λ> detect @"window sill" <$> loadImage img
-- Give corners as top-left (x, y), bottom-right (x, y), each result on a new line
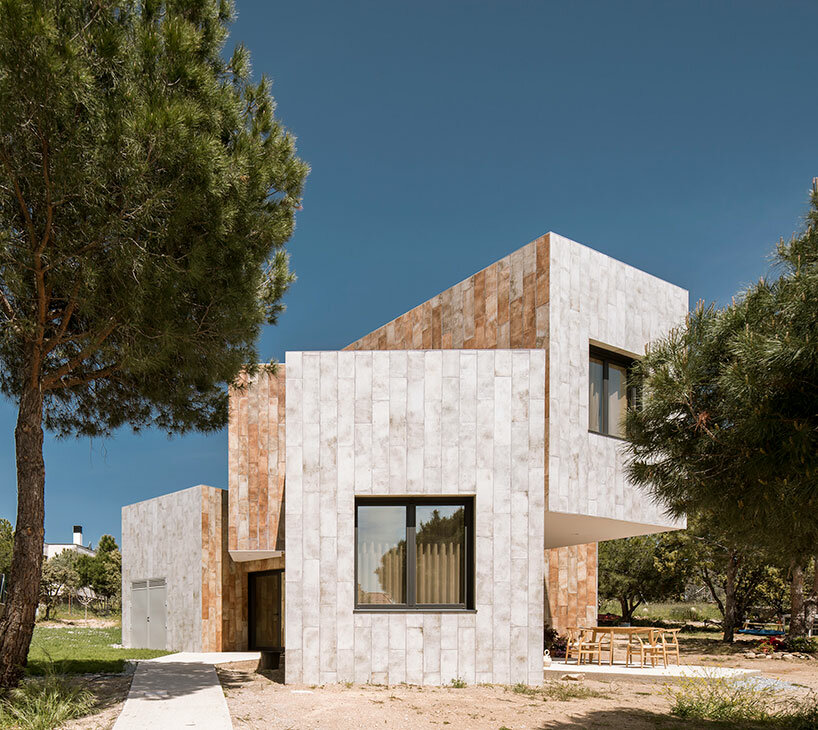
top-left (354, 607), bottom-right (477, 614)
top-left (588, 429), bottom-right (626, 442)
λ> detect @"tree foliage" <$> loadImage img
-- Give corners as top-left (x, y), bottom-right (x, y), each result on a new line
top-left (598, 534), bottom-right (688, 623)
top-left (76, 535), bottom-right (121, 607)
top-left (0, 0), bottom-right (307, 435)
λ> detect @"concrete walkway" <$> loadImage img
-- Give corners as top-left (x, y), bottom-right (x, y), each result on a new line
top-left (113, 653), bottom-right (260, 730)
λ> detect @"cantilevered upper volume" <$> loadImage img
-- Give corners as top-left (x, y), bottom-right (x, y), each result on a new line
top-left (346, 231), bottom-right (689, 545)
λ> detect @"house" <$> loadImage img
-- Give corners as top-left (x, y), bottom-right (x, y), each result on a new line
top-left (43, 525), bottom-right (96, 560)
top-left (122, 232), bottom-right (688, 684)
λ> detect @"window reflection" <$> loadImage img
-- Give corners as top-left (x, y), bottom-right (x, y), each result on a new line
top-left (416, 505), bottom-right (465, 605)
top-left (356, 506), bottom-right (406, 605)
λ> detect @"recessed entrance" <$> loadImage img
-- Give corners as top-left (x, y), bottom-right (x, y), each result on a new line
top-left (248, 569), bottom-right (283, 651)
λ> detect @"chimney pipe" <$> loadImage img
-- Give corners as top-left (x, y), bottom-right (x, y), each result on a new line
top-left (73, 525), bottom-right (83, 546)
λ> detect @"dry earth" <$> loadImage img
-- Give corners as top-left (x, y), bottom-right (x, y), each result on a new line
top-left (215, 639), bottom-right (818, 730)
top-left (61, 674), bottom-right (132, 730)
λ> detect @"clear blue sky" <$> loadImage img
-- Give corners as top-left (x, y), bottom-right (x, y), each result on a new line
top-left (1, 0), bottom-right (816, 547)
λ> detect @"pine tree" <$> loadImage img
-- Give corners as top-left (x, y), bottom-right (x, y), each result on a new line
top-left (0, 0), bottom-right (307, 685)
top-left (625, 181), bottom-right (818, 638)
top-left (721, 180), bottom-right (818, 635)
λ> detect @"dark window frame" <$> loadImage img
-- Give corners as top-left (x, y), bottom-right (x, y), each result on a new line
top-left (589, 345), bottom-right (638, 439)
top-left (354, 496), bottom-right (475, 612)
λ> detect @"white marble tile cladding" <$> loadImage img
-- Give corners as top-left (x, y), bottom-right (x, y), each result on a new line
top-left (547, 234), bottom-right (688, 526)
top-left (121, 485), bottom-right (205, 651)
top-left (285, 349), bottom-right (546, 686)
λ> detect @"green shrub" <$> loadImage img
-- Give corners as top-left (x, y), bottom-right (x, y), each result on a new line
top-left (783, 636), bottom-right (818, 654)
top-left (0, 670), bottom-right (95, 730)
top-left (540, 682), bottom-right (608, 702)
top-left (449, 677), bottom-right (467, 688)
top-left (509, 681), bottom-right (607, 701)
top-left (665, 675), bottom-right (777, 722)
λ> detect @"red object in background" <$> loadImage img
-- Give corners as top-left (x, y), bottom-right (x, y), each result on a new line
top-left (757, 636), bottom-right (785, 653)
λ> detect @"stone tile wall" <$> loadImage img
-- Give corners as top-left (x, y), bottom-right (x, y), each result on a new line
top-left (544, 543), bottom-right (597, 633)
top-left (122, 485), bottom-right (208, 651)
top-left (228, 367), bottom-right (286, 555)
top-left (546, 234), bottom-right (688, 525)
top-left (344, 234), bottom-right (597, 631)
top-left (285, 349), bottom-right (546, 686)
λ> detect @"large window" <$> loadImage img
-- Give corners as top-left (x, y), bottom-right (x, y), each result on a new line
top-left (589, 346), bottom-right (636, 438)
top-left (355, 497), bottom-right (474, 610)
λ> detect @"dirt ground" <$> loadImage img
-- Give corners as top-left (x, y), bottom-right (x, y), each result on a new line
top-left (215, 638), bottom-right (818, 730)
top-left (38, 617), bottom-right (120, 629)
top-left (61, 674), bottom-right (132, 730)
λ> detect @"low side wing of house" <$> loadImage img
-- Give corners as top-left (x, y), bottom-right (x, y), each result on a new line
top-left (121, 231), bottom-right (688, 685)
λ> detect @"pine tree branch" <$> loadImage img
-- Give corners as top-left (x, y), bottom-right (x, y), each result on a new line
top-left (0, 289), bottom-right (13, 321)
top-left (41, 319), bottom-right (118, 388)
top-left (43, 282), bottom-right (82, 355)
top-left (0, 146), bottom-right (37, 247)
top-left (47, 362), bottom-right (120, 390)
top-left (37, 132), bottom-right (53, 255)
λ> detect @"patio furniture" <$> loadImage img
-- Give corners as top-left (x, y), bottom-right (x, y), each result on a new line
top-left (565, 627), bottom-right (606, 665)
top-left (625, 629), bottom-right (664, 668)
top-left (659, 628), bottom-right (681, 666)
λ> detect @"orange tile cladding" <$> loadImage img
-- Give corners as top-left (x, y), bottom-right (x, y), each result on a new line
top-left (228, 367), bottom-right (286, 555)
top-left (201, 487), bottom-right (284, 651)
top-left (346, 232), bottom-right (597, 633)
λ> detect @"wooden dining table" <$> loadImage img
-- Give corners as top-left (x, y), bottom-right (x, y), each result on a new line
top-left (567, 626), bottom-right (662, 666)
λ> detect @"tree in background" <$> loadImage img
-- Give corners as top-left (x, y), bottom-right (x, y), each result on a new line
top-left (598, 534), bottom-right (688, 624)
top-left (0, 520), bottom-right (13, 590)
top-left (0, 0), bottom-right (307, 685)
top-left (76, 535), bottom-right (121, 610)
top-left (39, 551), bottom-right (80, 621)
top-left (625, 182), bottom-right (818, 638)
top-left (676, 513), bottom-right (773, 642)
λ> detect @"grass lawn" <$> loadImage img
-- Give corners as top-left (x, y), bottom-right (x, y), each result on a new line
top-left (27, 625), bottom-right (172, 675)
top-left (599, 600), bottom-right (723, 623)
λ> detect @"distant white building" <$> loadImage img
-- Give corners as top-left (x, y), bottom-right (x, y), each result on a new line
top-left (43, 525), bottom-right (96, 560)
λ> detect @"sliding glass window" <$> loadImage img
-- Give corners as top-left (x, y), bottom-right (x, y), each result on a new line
top-left (355, 497), bottom-right (474, 610)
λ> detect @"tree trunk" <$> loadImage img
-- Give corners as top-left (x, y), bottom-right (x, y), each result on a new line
top-left (619, 598), bottom-right (632, 624)
top-left (789, 558), bottom-right (807, 638)
top-left (0, 387), bottom-right (45, 687)
top-left (722, 550), bottom-right (739, 643)
top-left (805, 557), bottom-right (818, 636)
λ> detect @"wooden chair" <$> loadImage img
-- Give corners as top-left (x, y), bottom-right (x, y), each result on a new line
top-left (576, 628), bottom-right (604, 666)
top-left (564, 628), bottom-right (581, 664)
top-left (660, 629), bottom-right (681, 666)
top-left (626, 630), bottom-right (664, 668)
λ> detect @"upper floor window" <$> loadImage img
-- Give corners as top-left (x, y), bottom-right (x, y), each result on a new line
top-left (589, 346), bottom-right (636, 439)
top-left (355, 497), bottom-right (474, 610)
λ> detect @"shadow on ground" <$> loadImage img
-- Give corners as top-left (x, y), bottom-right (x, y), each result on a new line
top-left (126, 662), bottom-right (224, 702)
top-left (217, 657), bottom-right (284, 693)
top-left (536, 707), bottom-right (692, 728)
